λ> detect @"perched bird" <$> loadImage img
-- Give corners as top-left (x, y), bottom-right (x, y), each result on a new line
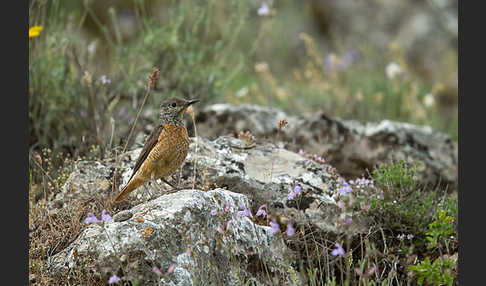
top-left (114, 97), bottom-right (199, 203)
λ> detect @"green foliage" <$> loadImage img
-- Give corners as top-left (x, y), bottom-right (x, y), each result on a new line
top-left (372, 159), bottom-right (420, 191)
top-left (356, 160), bottom-right (439, 234)
top-left (29, 0), bottom-right (256, 182)
top-left (408, 256), bottom-right (455, 286)
top-left (425, 207), bottom-right (454, 251)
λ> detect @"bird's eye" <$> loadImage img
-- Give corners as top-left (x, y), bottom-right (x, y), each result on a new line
top-left (171, 102), bottom-right (177, 108)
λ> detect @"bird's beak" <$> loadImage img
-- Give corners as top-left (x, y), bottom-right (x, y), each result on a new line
top-left (186, 99), bottom-right (200, 106)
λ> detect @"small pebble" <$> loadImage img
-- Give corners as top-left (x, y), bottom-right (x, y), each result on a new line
top-left (113, 210), bottom-right (133, 222)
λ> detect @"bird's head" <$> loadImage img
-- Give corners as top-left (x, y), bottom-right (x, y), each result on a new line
top-left (159, 97), bottom-right (199, 124)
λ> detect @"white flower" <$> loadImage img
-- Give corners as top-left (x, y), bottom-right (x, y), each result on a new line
top-left (101, 75), bottom-right (111, 85)
top-left (236, 87), bottom-right (249, 98)
top-left (423, 93), bottom-right (435, 107)
top-left (87, 42), bottom-right (96, 54)
top-left (257, 2), bottom-right (270, 16)
top-left (385, 62), bottom-right (403, 80)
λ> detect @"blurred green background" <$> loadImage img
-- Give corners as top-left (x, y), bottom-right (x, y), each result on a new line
top-left (29, 0), bottom-right (457, 178)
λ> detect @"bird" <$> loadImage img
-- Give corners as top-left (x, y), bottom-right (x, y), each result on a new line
top-left (113, 97), bottom-right (199, 203)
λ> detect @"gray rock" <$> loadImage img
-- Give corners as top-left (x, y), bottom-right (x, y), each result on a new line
top-left (48, 189), bottom-right (298, 285)
top-left (48, 135), bottom-right (363, 284)
top-left (196, 104), bottom-right (458, 192)
top-left (113, 210), bottom-right (133, 222)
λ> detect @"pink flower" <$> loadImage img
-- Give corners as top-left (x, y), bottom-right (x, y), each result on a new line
top-left (153, 266), bottom-right (163, 276)
top-left (337, 201), bottom-right (345, 209)
top-left (226, 219), bottom-right (233, 231)
top-left (166, 264), bottom-right (176, 275)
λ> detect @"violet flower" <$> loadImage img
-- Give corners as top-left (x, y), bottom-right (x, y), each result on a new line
top-left (331, 243), bottom-right (345, 256)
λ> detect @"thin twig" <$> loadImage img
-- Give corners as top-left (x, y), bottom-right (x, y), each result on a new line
top-left (189, 108), bottom-right (199, 190)
top-left (29, 152), bottom-right (59, 194)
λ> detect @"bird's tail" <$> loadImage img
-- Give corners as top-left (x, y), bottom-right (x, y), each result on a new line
top-left (114, 177), bottom-right (144, 203)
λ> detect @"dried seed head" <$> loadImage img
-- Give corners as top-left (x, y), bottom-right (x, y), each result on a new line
top-left (148, 68), bottom-right (160, 89)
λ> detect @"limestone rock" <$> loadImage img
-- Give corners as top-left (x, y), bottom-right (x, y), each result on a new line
top-left (196, 104), bottom-right (458, 191)
top-left (48, 189), bottom-right (297, 285)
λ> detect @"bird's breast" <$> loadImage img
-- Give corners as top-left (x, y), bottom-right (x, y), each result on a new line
top-left (147, 124), bottom-right (190, 177)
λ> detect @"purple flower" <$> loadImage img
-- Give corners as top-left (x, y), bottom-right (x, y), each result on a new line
top-left (166, 264), bottom-right (176, 275)
top-left (331, 243), bottom-right (345, 256)
top-left (153, 266), bottom-right (163, 276)
top-left (339, 49), bottom-right (359, 71)
top-left (339, 182), bottom-right (353, 195)
top-left (84, 212), bottom-right (100, 224)
top-left (337, 201), bottom-right (345, 209)
top-left (256, 204), bottom-right (267, 218)
top-left (325, 53), bottom-right (338, 73)
top-left (108, 274), bottom-right (121, 284)
top-left (101, 209), bottom-right (112, 222)
top-left (237, 205), bottom-right (252, 218)
top-left (407, 234), bottom-right (414, 240)
top-left (210, 205), bottom-right (218, 216)
top-left (288, 184), bottom-right (302, 200)
top-left (226, 219), bottom-right (233, 231)
top-left (360, 202), bottom-right (370, 212)
top-left (286, 223), bottom-right (295, 237)
top-left (224, 203), bottom-right (231, 213)
top-left (269, 221), bottom-right (280, 235)
top-left (345, 217), bottom-right (353, 225)
top-left (397, 234), bottom-right (405, 240)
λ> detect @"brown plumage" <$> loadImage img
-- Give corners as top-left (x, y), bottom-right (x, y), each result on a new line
top-left (114, 97), bottom-right (199, 203)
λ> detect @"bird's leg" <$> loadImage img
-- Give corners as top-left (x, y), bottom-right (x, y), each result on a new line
top-left (147, 172), bottom-right (162, 200)
top-left (144, 183), bottom-right (156, 201)
top-left (161, 178), bottom-right (179, 190)
top-left (153, 178), bottom-right (165, 198)
top-left (177, 166), bottom-right (183, 188)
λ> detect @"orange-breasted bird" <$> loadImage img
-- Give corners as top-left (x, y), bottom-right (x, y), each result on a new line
top-left (114, 97), bottom-right (199, 203)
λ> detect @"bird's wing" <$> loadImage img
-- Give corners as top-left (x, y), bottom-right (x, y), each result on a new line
top-left (127, 124), bottom-right (165, 182)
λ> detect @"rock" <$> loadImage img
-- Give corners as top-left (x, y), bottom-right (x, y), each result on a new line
top-left (113, 210), bottom-right (133, 222)
top-left (48, 135), bottom-right (365, 284)
top-left (48, 189), bottom-right (298, 285)
top-left (196, 104), bottom-right (458, 192)
top-left (182, 136), bottom-right (359, 234)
